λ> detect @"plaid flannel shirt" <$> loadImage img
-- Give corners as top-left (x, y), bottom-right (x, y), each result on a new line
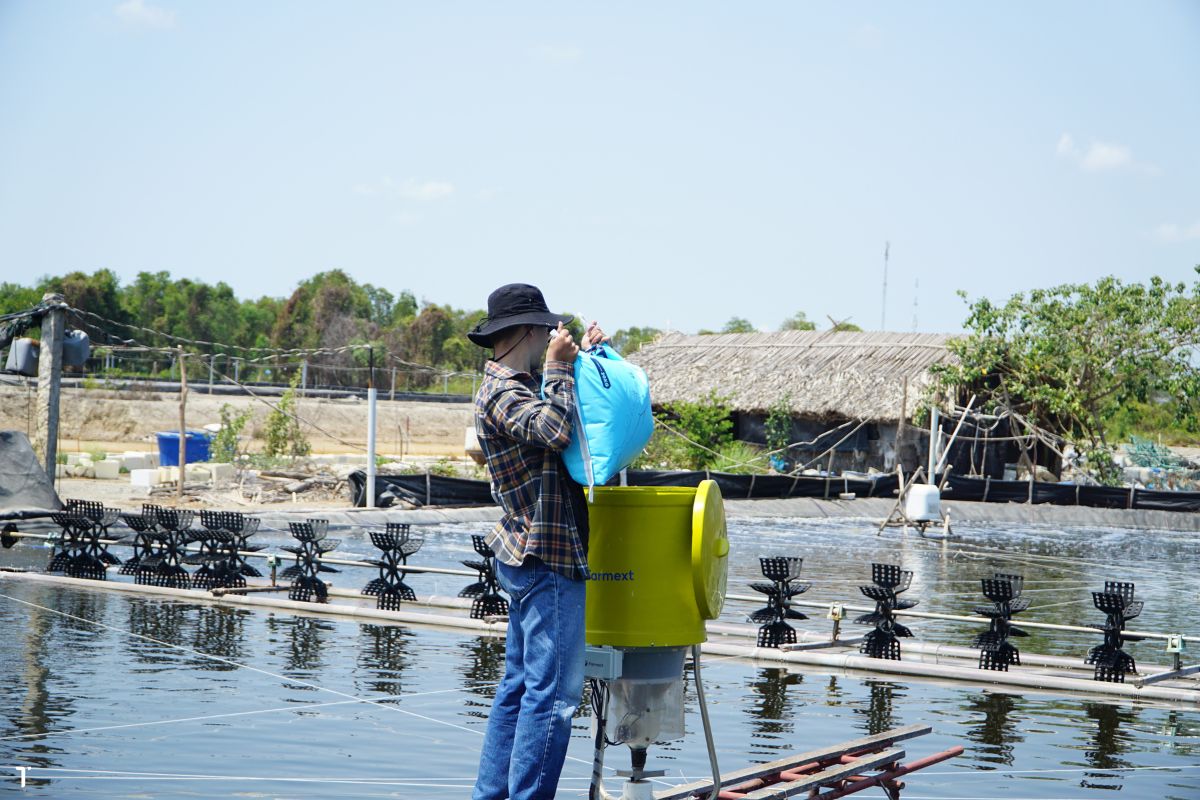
top-left (475, 358), bottom-right (589, 581)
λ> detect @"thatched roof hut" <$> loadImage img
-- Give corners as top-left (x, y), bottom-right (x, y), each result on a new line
top-left (628, 330), bottom-right (957, 422)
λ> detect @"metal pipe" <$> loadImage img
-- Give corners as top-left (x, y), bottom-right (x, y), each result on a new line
top-left (693, 644), bottom-right (723, 800)
top-left (818, 745), bottom-right (965, 800)
top-left (1136, 664), bottom-right (1200, 687)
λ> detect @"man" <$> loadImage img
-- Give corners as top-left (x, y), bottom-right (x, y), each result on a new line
top-left (468, 282), bottom-right (606, 800)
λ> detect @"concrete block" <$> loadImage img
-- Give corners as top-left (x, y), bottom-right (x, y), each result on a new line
top-left (121, 454), bottom-right (149, 471)
top-left (66, 453), bottom-right (83, 466)
top-left (82, 465), bottom-right (95, 479)
top-left (94, 460), bottom-right (121, 480)
top-left (209, 463), bottom-right (236, 484)
top-left (56, 464), bottom-right (69, 478)
top-left (185, 464), bottom-right (211, 482)
top-left (130, 468), bottom-right (158, 488)
top-left (158, 466), bottom-right (180, 484)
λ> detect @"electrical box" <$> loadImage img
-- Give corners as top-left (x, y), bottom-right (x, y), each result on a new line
top-left (584, 646), bottom-right (624, 681)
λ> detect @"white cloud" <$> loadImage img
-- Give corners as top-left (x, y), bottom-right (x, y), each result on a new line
top-left (1080, 142), bottom-right (1132, 172)
top-left (352, 177), bottom-right (392, 197)
top-left (1056, 131), bottom-right (1157, 174)
top-left (1056, 133), bottom-right (1076, 157)
top-left (398, 179), bottom-right (454, 201)
top-left (352, 177), bottom-right (454, 201)
top-left (529, 44), bottom-right (583, 64)
top-left (1152, 220), bottom-right (1200, 243)
top-left (115, 0), bottom-right (176, 29)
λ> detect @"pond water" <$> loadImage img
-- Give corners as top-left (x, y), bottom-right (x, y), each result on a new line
top-left (1, 516), bottom-right (1198, 798)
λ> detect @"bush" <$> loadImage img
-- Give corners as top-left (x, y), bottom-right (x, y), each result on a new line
top-left (263, 374), bottom-right (311, 458)
top-left (710, 440), bottom-right (765, 474)
top-left (630, 428), bottom-right (692, 470)
top-left (654, 391), bottom-right (733, 470)
top-left (211, 404), bottom-right (252, 463)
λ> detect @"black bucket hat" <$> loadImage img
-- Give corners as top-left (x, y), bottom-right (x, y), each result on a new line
top-left (468, 283), bottom-right (572, 347)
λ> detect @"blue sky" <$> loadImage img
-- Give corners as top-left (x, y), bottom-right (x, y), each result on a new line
top-left (1, 1), bottom-right (1197, 334)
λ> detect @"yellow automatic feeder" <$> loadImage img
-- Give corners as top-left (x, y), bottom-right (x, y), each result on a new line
top-left (584, 480), bottom-right (729, 800)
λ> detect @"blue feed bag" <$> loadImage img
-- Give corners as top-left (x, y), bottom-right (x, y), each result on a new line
top-left (544, 344), bottom-right (654, 489)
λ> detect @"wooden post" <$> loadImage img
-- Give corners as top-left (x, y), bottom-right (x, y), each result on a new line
top-left (896, 377), bottom-right (909, 471)
top-left (33, 293), bottom-right (66, 482)
top-left (177, 346), bottom-right (188, 501)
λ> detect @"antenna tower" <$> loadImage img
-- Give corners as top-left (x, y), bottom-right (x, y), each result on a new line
top-left (880, 241), bottom-right (890, 330)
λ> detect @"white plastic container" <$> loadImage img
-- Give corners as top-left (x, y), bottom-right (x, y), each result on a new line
top-left (904, 483), bottom-right (942, 522)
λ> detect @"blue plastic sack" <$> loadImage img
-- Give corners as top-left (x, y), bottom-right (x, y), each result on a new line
top-left (544, 344), bottom-right (654, 492)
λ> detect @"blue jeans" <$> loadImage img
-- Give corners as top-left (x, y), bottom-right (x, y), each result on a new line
top-left (473, 557), bottom-right (586, 800)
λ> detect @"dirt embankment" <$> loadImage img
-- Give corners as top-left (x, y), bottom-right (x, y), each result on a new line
top-left (0, 384), bottom-right (473, 457)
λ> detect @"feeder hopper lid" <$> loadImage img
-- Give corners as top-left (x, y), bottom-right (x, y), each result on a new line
top-left (692, 479), bottom-right (729, 620)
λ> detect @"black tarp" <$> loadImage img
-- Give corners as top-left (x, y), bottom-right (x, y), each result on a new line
top-left (349, 471), bottom-right (496, 508)
top-left (352, 467), bottom-right (1200, 514)
top-left (351, 468), bottom-right (900, 508)
top-left (0, 430), bottom-right (62, 518)
top-left (1131, 488), bottom-right (1200, 513)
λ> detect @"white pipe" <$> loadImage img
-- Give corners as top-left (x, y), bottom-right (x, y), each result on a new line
top-left (698, 639), bottom-right (1200, 706)
top-left (1, 571), bottom-right (504, 633)
top-left (7, 571), bottom-right (1196, 705)
top-left (366, 386), bottom-right (377, 508)
top-left (927, 405), bottom-right (940, 481)
top-left (722, 592), bottom-right (1196, 645)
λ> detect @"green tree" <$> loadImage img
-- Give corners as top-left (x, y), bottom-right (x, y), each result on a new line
top-left (764, 395), bottom-right (793, 453)
top-left (611, 326), bottom-right (661, 353)
top-left (931, 271), bottom-right (1200, 483)
top-left (720, 317), bottom-right (756, 334)
top-left (41, 269), bottom-right (128, 325)
top-left (0, 282), bottom-right (43, 316)
top-left (779, 311), bottom-right (816, 331)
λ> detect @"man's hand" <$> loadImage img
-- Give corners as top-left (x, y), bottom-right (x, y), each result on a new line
top-left (547, 322), bottom-right (579, 362)
top-left (581, 321), bottom-right (610, 350)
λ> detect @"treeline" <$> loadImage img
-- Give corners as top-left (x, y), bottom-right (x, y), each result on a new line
top-left (0, 269), bottom-right (662, 389)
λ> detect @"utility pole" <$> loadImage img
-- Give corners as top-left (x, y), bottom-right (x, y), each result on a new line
top-left (177, 346), bottom-right (188, 502)
top-left (33, 293), bottom-right (66, 482)
top-left (880, 241), bottom-right (890, 331)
